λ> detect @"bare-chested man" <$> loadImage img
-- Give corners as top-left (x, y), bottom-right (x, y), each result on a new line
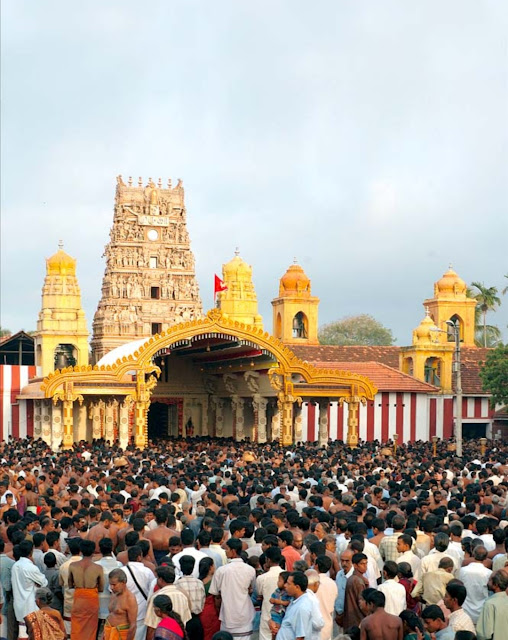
top-left (144, 508), bottom-right (178, 564)
top-left (360, 588), bottom-right (403, 640)
top-left (68, 538), bottom-right (105, 639)
top-left (87, 511), bottom-right (117, 552)
top-left (106, 568), bottom-right (138, 640)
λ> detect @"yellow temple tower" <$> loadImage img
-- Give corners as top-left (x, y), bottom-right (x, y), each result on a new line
top-left (34, 242), bottom-right (89, 377)
top-left (424, 266), bottom-right (476, 346)
top-left (217, 250), bottom-right (263, 328)
top-left (400, 310), bottom-right (454, 392)
top-left (271, 261), bottom-right (319, 344)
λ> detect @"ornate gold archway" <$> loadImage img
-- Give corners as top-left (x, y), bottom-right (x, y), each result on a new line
top-left (42, 309), bottom-right (377, 448)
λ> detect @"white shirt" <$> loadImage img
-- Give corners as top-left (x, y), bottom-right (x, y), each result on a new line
top-left (122, 562), bottom-right (156, 621)
top-left (256, 565), bottom-right (283, 640)
top-left (11, 557), bottom-right (48, 622)
top-left (377, 578), bottom-right (406, 616)
top-left (172, 548), bottom-right (207, 579)
top-left (397, 550), bottom-right (422, 582)
top-left (478, 533), bottom-right (496, 552)
top-left (209, 558), bottom-right (256, 632)
top-left (458, 562), bottom-right (492, 623)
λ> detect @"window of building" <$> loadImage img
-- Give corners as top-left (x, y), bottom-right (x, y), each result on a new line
top-left (151, 323), bottom-right (162, 335)
top-left (150, 287), bottom-right (160, 299)
top-left (149, 256), bottom-right (158, 269)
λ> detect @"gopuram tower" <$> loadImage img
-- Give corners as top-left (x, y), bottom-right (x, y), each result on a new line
top-left (91, 176), bottom-right (203, 362)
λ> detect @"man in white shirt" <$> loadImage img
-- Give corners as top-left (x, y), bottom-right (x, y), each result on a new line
top-left (122, 546), bottom-right (157, 640)
top-left (421, 533), bottom-right (460, 576)
top-left (172, 528), bottom-right (207, 578)
top-left (443, 581), bottom-right (476, 634)
top-left (255, 547), bottom-right (283, 640)
top-left (12, 540), bottom-right (48, 640)
top-left (314, 556), bottom-right (339, 640)
top-left (377, 561), bottom-right (406, 617)
top-left (458, 545), bottom-right (492, 624)
top-left (396, 534), bottom-right (422, 582)
top-left (476, 519), bottom-right (496, 552)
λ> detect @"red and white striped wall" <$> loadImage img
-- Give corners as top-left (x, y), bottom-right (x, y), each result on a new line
top-left (0, 365), bottom-right (36, 440)
top-left (300, 393), bottom-right (493, 443)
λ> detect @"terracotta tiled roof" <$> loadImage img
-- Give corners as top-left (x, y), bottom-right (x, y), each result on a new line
top-left (312, 360), bottom-right (440, 393)
top-left (291, 344), bottom-right (400, 368)
top-left (459, 347), bottom-right (491, 395)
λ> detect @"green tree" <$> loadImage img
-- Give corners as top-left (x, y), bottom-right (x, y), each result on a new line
top-left (475, 325), bottom-right (502, 348)
top-left (470, 282), bottom-right (501, 348)
top-left (479, 344), bottom-right (508, 407)
top-left (502, 273), bottom-right (508, 295)
top-left (0, 327), bottom-right (11, 338)
top-left (318, 314), bottom-right (395, 346)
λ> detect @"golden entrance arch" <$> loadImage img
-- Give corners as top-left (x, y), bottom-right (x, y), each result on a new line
top-left (42, 309), bottom-right (377, 448)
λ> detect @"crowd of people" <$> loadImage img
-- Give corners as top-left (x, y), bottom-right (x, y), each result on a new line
top-left (0, 434), bottom-right (507, 640)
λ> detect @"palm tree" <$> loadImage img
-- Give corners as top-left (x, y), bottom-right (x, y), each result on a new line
top-left (474, 324), bottom-right (502, 347)
top-left (502, 273), bottom-right (508, 295)
top-left (470, 282), bottom-right (501, 347)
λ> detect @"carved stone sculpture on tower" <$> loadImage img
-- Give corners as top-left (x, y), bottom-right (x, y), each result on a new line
top-left (91, 177), bottom-right (203, 362)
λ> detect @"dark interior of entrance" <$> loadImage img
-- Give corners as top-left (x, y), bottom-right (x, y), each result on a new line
top-left (462, 423), bottom-right (487, 439)
top-left (148, 402), bottom-right (170, 439)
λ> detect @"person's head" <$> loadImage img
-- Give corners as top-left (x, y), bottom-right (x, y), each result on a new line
top-left (362, 588), bottom-right (386, 613)
top-left (438, 556), bottom-right (455, 573)
top-left (443, 580), bottom-right (467, 611)
top-left (264, 545), bottom-right (282, 568)
top-left (226, 537), bottom-right (242, 559)
top-left (181, 528), bottom-right (195, 547)
top-left (340, 549), bottom-right (354, 573)
top-left (198, 557), bottom-right (214, 581)
top-left (127, 545), bottom-right (143, 563)
top-left (211, 633), bottom-right (234, 640)
top-left (99, 537), bottom-right (114, 556)
top-left (488, 569), bottom-right (508, 593)
top-left (79, 539), bottom-right (96, 557)
top-left (454, 633), bottom-right (477, 640)
top-left (397, 561), bottom-right (413, 580)
top-left (352, 553), bottom-right (368, 575)
top-left (305, 569), bottom-right (320, 593)
top-left (179, 554), bottom-right (196, 577)
top-left (399, 610), bottom-right (424, 636)
top-left (34, 587), bottom-right (53, 608)
top-left (396, 534), bottom-right (412, 554)
top-left (109, 568), bottom-right (128, 595)
top-left (156, 565), bottom-right (176, 587)
top-left (153, 594), bottom-right (173, 618)
top-left (285, 571), bottom-right (308, 598)
top-left (433, 532), bottom-right (449, 553)
top-left (472, 545), bottom-right (488, 562)
top-left (316, 554), bottom-right (332, 575)
top-left (382, 561), bottom-right (398, 581)
top-left (421, 605), bottom-right (447, 633)
top-left (169, 536), bottom-right (182, 556)
top-left (277, 571), bottom-right (290, 590)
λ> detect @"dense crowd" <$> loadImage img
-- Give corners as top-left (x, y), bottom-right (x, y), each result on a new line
top-left (0, 434), bottom-right (507, 640)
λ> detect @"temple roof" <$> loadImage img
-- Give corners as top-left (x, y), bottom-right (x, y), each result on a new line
top-left (96, 337), bottom-right (148, 366)
top-left (291, 344), bottom-right (400, 368)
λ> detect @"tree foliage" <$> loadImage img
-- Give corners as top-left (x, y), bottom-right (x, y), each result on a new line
top-left (479, 344), bottom-right (508, 407)
top-left (0, 327), bottom-right (11, 338)
top-left (319, 314), bottom-right (395, 346)
top-left (470, 282), bottom-right (501, 348)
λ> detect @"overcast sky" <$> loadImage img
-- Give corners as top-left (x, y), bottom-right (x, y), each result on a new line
top-left (1, 1), bottom-right (507, 345)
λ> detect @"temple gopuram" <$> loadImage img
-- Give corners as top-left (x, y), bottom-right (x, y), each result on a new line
top-left (1, 176), bottom-right (504, 447)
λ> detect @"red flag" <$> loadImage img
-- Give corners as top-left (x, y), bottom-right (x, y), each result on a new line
top-left (214, 274), bottom-right (227, 299)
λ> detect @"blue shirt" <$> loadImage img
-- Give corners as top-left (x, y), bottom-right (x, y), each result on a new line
top-left (435, 625), bottom-right (455, 640)
top-left (276, 592), bottom-right (316, 640)
top-left (335, 567), bottom-right (353, 614)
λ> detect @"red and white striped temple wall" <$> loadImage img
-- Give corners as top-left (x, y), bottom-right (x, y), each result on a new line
top-left (300, 393), bottom-right (494, 443)
top-left (0, 365), bottom-right (36, 441)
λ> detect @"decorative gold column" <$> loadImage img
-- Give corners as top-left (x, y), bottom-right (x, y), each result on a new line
top-left (280, 396), bottom-right (294, 447)
top-left (340, 394), bottom-right (366, 448)
top-left (118, 398), bottom-right (131, 450)
top-left (293, 403), bottom-right (303, 443)
top-left (318, 400), bottom-right (329, 447)
top-left (134, 369), bottom-right (159, 448)
top-left (53, 382), bottom-right (83, 449)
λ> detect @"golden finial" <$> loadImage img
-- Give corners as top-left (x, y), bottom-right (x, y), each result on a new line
top-left (128, 176), bottom-right (133, 186)
top-left (167, 178), bottom-right (172, 189)
top-left (138, 177), bottom-right (142, 187)
top-left (235, 247), bottom-right (240, 256)
top-left (58, 240), bottom-right (64, 251)
top-left (293, 257), bottom-right (298, 264)
top-left (158, 178), bottom-right (162, 188)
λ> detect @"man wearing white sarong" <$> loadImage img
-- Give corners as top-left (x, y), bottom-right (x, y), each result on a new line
top-left (209, 538), bottom-right (256, 640)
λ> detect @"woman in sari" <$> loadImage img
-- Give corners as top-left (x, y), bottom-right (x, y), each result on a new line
top-left (153, 595), bottom-right (187, 640)
top-left (198, 558), bottom-right (220, 640)
top-left (24, 588), bottom-right (66, 640)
